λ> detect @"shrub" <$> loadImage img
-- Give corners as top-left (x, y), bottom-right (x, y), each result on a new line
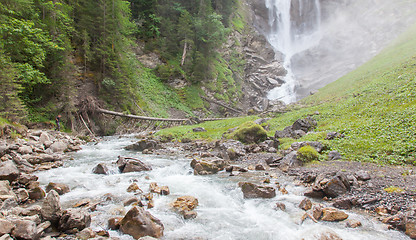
top-left (298, 145), bottom-right (319, 162)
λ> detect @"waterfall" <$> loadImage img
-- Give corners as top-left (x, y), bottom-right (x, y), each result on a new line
top-left (265, 0), bottom-right (322, 103)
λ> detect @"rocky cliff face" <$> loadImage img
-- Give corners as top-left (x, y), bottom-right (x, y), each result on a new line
top-left (227, 0), bottom-right (287, 112)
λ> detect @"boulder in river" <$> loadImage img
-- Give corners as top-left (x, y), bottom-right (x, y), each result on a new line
top-left (239, 182), bottom-right (276, 199)
top-left (117, 156), bottom-right (152, 173)
top-left (119, 207), bottom-right (164, 239)
top-left (321, 207), bottom-right (349, 222)
top-left (92, 163), bottom-right (109, 175)
top-left (190, 157), bottom-right (227, 175)
top-left (172, 196), bottom-right (198, 219)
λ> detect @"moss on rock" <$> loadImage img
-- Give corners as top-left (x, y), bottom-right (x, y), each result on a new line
top-left (227, 121), bottom-right (267, 144)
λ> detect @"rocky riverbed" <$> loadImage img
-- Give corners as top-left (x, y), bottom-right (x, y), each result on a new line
top-left (1, 121), bottom-right (416, 239)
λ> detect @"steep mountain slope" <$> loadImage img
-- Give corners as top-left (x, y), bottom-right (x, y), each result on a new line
top-left (158, 22), bottom-right (416, 165)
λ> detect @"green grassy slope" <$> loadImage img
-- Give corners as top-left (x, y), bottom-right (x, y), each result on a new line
top-left (158, 23), bottom-right (416, 165)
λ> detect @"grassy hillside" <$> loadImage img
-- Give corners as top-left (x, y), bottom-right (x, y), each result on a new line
top-left (157, 23), bottom-right (416, 165)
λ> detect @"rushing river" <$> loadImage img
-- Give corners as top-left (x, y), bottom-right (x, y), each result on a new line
top-left (36, 136), bottom-right (409, 239)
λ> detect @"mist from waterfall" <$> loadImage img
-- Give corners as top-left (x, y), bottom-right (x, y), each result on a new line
top-left (265, 0), bottom-right (322, 103)
top-left (262, 0), bottom-right (416, 104)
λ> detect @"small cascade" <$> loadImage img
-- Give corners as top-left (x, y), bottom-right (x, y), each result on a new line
top-left (265, 0), bottom-right (322, 103)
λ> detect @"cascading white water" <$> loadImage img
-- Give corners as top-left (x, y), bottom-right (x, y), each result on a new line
top-left (36, 136), bottom-right (411, 239)
top-left (265, 0), bottom-right (322, 103)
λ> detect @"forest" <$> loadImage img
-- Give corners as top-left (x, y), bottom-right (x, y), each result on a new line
top-left (0, 0), bottom-right (238, 125)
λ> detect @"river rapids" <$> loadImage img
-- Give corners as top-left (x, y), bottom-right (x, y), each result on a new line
top-left (36, 136), bottom-right (409, 239)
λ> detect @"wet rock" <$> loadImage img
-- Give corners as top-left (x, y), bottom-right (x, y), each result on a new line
top-left (45, 182), bottom-right (70, 195)
top-left (11, 219), bottom-right (37, 240)
top-left (346, 219), bottom-right (362, 228)
top-left (0, 219), bottom-right (14, 236)
top-left (124, 197), bottom-right (140, 206)
top-left (355, 170), bottom-right (371, 181)
top-left (108, 217), bottom-right (122, 230)
top-left (172, 196), bottom-right (198, 219)
top-left (127, 183), bottom-right (142, 193)
top-left (275, 202), bottom-right (286, 211)
top-left (76, 227), bottom-right (96, 240)
top-left (190, 157), bottom-right (226, 175)
top-left (125, 139), bottom-right (161, 152)
top-left (49, 141), bottom-right (68, 153)
top-left (59, 208), bottom-right (91, 232)
top-left (406, 222), bottom-right (416, 239)
top-left (312, 205), bottom-right (323, 220)
top-left (328, 151), bottom-right (342, 160)
top-left (239, 182), bottom-right (276, 199)
top-left (117, 157), bottom-right (152, 173)
top-left (193, 127), bottom-right (207, 132)
top-left (41, 190), bottom-right (62, 224)
top-left (321, 207), bottom-right (349, 222)
top-left (299, 198), bottom-right (312, 211)
top-left (149, 182), bottom-right (170, 195)
top-left (0, 161), bottom-right (20, 182)
top-left (183, 211), bottom-right (197, 220)
top-left (119, 207), bottom-right (164, 239)
top-left (315, 230), bottom-right (343, 240)
top-left (92, 163), bottom-right (109, 175)
top-left (0, 180), bottom-right (17, 201)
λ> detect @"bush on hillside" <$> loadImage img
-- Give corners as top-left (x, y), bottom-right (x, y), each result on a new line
top-left (297, 145), bottom-right (319, 162)
top-left (227, 121), bottom-right (267, 144)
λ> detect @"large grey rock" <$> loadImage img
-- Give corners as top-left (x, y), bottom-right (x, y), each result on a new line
top-left (24, 154), bottom-right (62, 165)
top-left (41, 190), bottom-right (62, 223)
top-left (239, 182), bottom-right (276, 199)
top-left (49, 141), bottom-right (68, 153)
top-left (16, 188), bottom-right (29, 203)
top-left (0, 161), bottom-right (20, 182)
top-left (190, 158), bottom-right (227, 175)
top-left (117, 156), bottom-right (152, 173)
top-left (119, 207), bottom-right (164, 239)
top-left (0, 180), bottom-right (17, 201)
top-left (328, 151), bottom-right (342, 160)
top-left (279, 151), bottom-right (302, 171)
top-left (122, 160), bottom-right (152, 173)
top-left (0, 219), bottom-right (14, 236)
top-left (11, 219), bottom-right (37, 240)
top-left (59, 208), bottom-right (91, 232)
top-left (355, 170), bottom-right (371, 181)
top-left (17, 146), bottom-right (32, 155)
top-left (39, 132), bottom-right (51, 145)
top-left (322, 173), bottom-right (351, 198)
top-left (219, 140), bottom-right (246, 161)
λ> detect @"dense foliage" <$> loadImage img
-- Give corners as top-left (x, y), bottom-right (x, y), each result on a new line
top-left (0, 0), bottom-right (238, 122)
